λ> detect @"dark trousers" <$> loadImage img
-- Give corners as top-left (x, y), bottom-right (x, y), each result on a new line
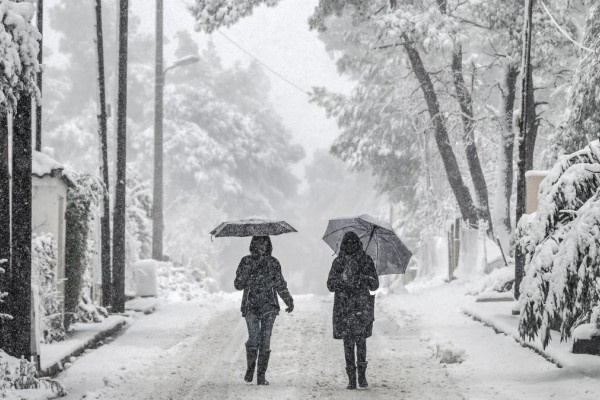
top-left (343, 337), bottom-right (367, 367)
top-left (245, 312), bottom-right (276, 351)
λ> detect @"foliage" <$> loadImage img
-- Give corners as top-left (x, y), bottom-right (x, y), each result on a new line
top-left (64, 173), bottom-right (103, 327)
top-left (189, 0), bottom-right (282, 33)
top-left (0, 0), bottom-right (41, 114)
top-left (31, 234), bottom-right (65, 343)
top-left (0, 261), bottom-right (9, 323)
top-left (518, 141), bottom-right (600, 348)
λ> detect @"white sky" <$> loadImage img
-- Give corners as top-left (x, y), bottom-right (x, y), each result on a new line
top-left (132, 0), bottom-right (352, 169)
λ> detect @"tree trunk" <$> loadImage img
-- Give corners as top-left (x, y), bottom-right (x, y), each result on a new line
top-left (112, 0), bottom-right (129, 314)
top-left (95, 0), bottom-right (112, 308)
top-left (152, 0), bottom-right (164, 261)
top-left (525, 67), bottom-right (539, 172)
top-left (6, 95), bottom-right (33, 358)
top-left (404, 43), bottom-right (479, 226)
top-left (35, 0), bottom-right (43, 152)
top-left (0, 114), bottom-right (10, 348)
top-left (493, 64), bottom-right (519, 251)
top-left (450, 45), bottom-right (493, 234)
top-left (515, 0), bottom-right (534, 300)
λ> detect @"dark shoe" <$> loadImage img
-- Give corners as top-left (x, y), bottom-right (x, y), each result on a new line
top-left (346, 366), bottom-right (357, 390)
top-left (256, 350), bottom-right (271, 385)
top-left (244, 346), bottom-right (258, 382)
top-left (357, 362), bottom-right (368, 388)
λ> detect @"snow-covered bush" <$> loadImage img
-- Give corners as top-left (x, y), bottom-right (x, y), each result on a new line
top-left (0, 0), bottom-right (41, 113)
top-left (0, 352), bottom-right (66, 397)
top-left (518, 141), bottom-right (600, 348)
top-left (32, 233), bottom-right (65, 343)
top-left (157, 260), bottom-right (217, 302)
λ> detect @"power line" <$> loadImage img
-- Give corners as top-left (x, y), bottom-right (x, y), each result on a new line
top-left (216, 30), bottom-right (311, 96)
top-left (539, 0), bottom-right (594, 54)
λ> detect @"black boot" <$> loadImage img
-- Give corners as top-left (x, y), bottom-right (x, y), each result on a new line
top-left (346, 366), bottom-right (357, 390)
top-left (256, 350), bottom-right (271, 385)
top-left (357, 361), bottom-right (368, 388)
top-left (244, 345), bottom-right (258, 382)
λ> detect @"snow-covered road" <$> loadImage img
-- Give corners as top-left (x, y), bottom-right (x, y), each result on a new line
top-left (87, 295), bottom-right (462, 400)
top-left (57, 286), bottom-right (600, 400)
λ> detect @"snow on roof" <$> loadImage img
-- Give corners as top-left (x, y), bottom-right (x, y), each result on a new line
top-left (32, 151), bottom-right (76, 187)
top-left (32, 151), bottom-right (64, 178)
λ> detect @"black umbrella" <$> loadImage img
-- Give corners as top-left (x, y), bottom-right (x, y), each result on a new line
top-left (322, 214), bottom-right (412, 275)
top-left (210, 218), bottom-right (297, 237)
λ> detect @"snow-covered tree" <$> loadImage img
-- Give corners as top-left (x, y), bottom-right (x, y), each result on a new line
top-left (547, 3), bottom-right (600, 161)
top-left (518, 141), bottom-right (600, 348)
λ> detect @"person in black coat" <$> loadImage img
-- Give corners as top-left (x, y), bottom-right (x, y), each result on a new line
top-left (327, 231), bottom-right (379, 389)
top-left (234, 235), bottom-right (294, 385)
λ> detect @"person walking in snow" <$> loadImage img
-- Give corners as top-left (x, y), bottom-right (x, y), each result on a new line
top-left (327, 231), bottom-right (379, 389)
top-left (234, 235), bottom-right (294, 385)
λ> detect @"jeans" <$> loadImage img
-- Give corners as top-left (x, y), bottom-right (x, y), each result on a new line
top-left (245, 312), bottom-right (276, 352)
top-left (343, 337), bottom-right (367, 366)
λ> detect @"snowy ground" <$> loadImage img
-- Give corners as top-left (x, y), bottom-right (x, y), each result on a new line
top-left (44, 283), bottom-right (600, 400)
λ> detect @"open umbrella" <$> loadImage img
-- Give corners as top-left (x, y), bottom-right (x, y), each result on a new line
top-left (210, 218), bottom-right (297, 238)
top-left (322, 214), bottom-right (412, 275)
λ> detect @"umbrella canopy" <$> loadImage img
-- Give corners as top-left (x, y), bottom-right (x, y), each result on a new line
top-left (210, 218), bottom-right (297, 237)
top-left (322, 214), bottom-right (412, 275)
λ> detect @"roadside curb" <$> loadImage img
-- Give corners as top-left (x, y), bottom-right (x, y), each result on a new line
top-left (39, 317), bottom-right (127, 377)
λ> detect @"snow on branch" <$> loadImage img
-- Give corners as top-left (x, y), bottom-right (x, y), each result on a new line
top-left (0, 0), bottom-right (41, 113)
top-left (519, 141), bottom-right (600, 348)
top-left (189, 0), bottom-right (282, 33)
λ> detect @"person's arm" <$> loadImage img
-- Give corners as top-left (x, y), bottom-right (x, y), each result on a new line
top-left (327, 258), bottom-right (344, 292)
top-left (271, 259), bottom-right (294, 312)
top-left (360, 255), bottom-right (379, 291)
top-left (234, 257), bottom-right (250, 291)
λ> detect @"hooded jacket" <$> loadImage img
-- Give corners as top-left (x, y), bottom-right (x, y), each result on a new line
top-left (327, 231), bottom-right (379, 339)
top-left (234, 236), bottom-right (294, 317)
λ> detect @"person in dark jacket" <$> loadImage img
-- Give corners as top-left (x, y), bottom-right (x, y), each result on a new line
top-left (327, 231), bottom-right (379, 389)
top-left (234, 235), bottom-right (294, 385)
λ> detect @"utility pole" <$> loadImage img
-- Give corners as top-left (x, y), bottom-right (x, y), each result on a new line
top-left (152, 0), bottom-right (164, 261)
top-left (514, 0), bottom-right (535, 301)
top-left (95, 0), bottom-right (112, 308)
top-left (112, 0), bottom-right (129, 314)
top-left (35, 0), bottom-right (43, 152)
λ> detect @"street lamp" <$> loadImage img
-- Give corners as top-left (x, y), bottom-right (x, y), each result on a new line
top-left (152, 54), bottom-right (200, 261)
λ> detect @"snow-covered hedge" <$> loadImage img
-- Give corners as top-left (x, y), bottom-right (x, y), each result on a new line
top-left (518, 141), bottom-right (600, 348)
top-left (0, 351), bottom-right (65, 397)
top-left (0, 0), bottom-right (41, 112)
top-left (32, 233), bottom-right (65, 343)
top-left (157, 260), bottom-right (218, 302)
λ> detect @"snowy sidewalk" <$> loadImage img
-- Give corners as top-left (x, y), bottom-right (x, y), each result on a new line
top-left (462, 299), bottom-right (600, 376)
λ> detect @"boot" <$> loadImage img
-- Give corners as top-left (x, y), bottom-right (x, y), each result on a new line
top-left (357, 362), bottom-right (368, 388)
top-left (244, 345), bottom-right (258, 382)
top-left (346, 366), bottom-right (357, 390)
top-left (256, 349), bottom-right (271, 385)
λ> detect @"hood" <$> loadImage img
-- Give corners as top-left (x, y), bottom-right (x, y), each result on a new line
top-left (250, 236), bottom-right (272, 256)
top-left (340, 231), bottom-right (362, 256)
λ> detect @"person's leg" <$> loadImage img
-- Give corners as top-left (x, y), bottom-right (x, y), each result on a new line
top-left (356, 337), bottom-right (368, 388)
top-left (256, 313), bottom-right (276, 385)
top-left (343, 337), bottom-right (357, 390)
top-left (244, 314), bottom-right (260, 382)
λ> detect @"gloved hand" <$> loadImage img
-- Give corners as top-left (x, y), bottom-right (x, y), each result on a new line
top-left (285, 303), bottom-right (294, 313)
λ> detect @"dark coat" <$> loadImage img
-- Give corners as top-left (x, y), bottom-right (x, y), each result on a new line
top-left (327, 232), bottom-right (379, 339)
top-left (234, 236), bottom-right (294, 317)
